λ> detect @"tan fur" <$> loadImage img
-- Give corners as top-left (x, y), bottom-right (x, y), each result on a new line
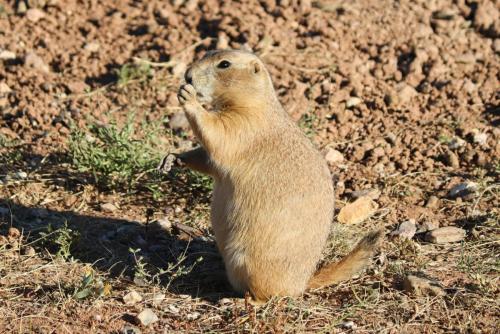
top-left (174, 50), bottom-right (382, 302)
top-left (307, 229), bottom-right (384, 289)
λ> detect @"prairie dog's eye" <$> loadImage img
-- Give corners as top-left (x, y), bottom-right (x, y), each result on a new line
top-left (217, 60), bottom-right (231, 69)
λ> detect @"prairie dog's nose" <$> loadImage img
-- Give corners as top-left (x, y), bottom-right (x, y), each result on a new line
top-left (185, 68), bottom-right (193, 84)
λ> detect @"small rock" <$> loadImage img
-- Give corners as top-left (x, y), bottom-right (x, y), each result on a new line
top-left (65, 81), bottom-right (88, 94)
top-left (154, 217), bottom-right (172, 231)
top-left (123, 290), bottom-right (143, 305)
top-left (462, 79), bottom-right (476, 94)
top-left (0, 50), bottom-right (16, 60)
top-left (0, 235), bottom-right (9, 245)
top-left (21, 246), bottom-right (36, 256)
top-left (219, 298), bottom-right (233, 305)
top-left (17, 0), bottom-right (27, 14)
top-left (472, 130), bottom-right (488, 146)
top-left (84, 42), bottom-right (100, 53)
top-left (341, 320), bottom-right (357, 329)
top-left (448, 182), bottom-right (478, 198)
top-left (15, 171), bottom-right (28, 179)
top-left (444, 150), bottom-right (459, 168)
top-left (337, 196), bottom-right (378, 224)
top-left (178, 140), bottom-right (193, 150)
top-left (403, 275), bottom-right (445, 296)
top-left (386, 132), bottom-right (397, 145)
top-left (169, 112), bottom-right (189, 131)
top-left (425, 196), bottom-right (439, 208)
top-left (121, 325), bottom-right (142, 334)
top-left (391, 219), bottom-right (417, 239)
top-left (494, 39), bottom-right (500, 53)
top-left (186, 312), bottom-right (200, 321)
top-left (8, 227), bottom-right (21, 239)
top-left (345, 97), bottom-right (362, 108)
top-left (167, 304), bottom-right (180, 314)
top-left (447, 137), bottom-right (466, 150)
top-left (136, 308), bottom-right (159, 326)
top-left (324, 148), bottom-right (344, 165)
top-left (0, 82), bottom-right (12, 94)
top-left (100, 203), bottom-right (118, 213)
top-left (26, 8), bottom-right (45, 22)
top-left (432, 9), bottom-right (456, 20)
top-left (151, 293), bottom-right (165, 306)
top-left (133, 277), bottom-right (148, 287)
top-left (349, 188), bottom-right (381, 200)
top-left (455, 53), bottom-right (475, 64)
top-left (425, 226), bottom-right (466, 244)
top-left (397, 84), bottom-right (418, 104)
top-left (25, 52), bottom-right (50, 73)
top-left (374, 146), bottom-right (387, 158)
top-left (417, 221), bottom-right (439, 234)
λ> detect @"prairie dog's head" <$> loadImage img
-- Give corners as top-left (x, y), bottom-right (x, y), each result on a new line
top-left (184, 50), bottom-right (274, 109)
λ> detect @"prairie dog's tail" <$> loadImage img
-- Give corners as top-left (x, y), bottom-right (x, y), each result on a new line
top-left (308, 229), bottom-right (384, 289)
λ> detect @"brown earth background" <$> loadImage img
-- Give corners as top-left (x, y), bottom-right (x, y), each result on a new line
top-left (0, 0), bottom-right (499, 333)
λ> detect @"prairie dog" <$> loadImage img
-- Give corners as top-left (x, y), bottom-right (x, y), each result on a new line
top-left (169, 50), bottom-right (382, 302)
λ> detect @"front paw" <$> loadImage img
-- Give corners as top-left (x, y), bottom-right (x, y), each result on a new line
top-left (178, 84), bottom-right (198, 107)
top-left (157, 153), bottom-right (182, 174)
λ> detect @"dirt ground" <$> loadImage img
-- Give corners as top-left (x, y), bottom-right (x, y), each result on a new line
top-left (0, 0), bottom-right (499, 333)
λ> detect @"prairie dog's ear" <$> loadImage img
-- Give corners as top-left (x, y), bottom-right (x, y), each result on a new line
top-left (251, 60), bottom-right (261, 74)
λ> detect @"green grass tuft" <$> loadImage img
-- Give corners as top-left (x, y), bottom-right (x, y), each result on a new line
top-left (69, 114), bottom-right (165, 192)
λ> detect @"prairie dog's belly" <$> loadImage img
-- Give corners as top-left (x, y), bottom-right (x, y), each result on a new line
top-left (210, 164), bottom-right (333, 293)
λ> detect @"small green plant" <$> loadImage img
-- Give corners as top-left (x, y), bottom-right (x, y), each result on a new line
top-left (298, 109), bottom-right (318, 137)
top-left (438, 134), bottom-right (451, 144)
top-left (73, 267), bottom-right (112, 300)
top-left (129, 247), bottom-right (202, 288)
top-left (69, 114), bottom-right (165, 191)
top-left (39, 222), bottom-right (79, 260)
top-left (186, 170), bottom-right (213, 192)
top-left (115, 63), bottom-right (152, 86)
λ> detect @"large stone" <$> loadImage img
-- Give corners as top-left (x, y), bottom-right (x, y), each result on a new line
top-left (0, 50), bottom-right (16, 60)
top-left (26, 8), bottom-right (45, 22)
top-left (136, 308), bottom-right (159, 326)
top-left (324, 148), bottom-right (344, 165)
top-left (337, 197), bottom-right (378, 224)
top-left (345, 97), bottom-right (362, 108)
top-left (425, 226), bottom-right (466, 244)
top-left (391, 219), bottom-right (416, 239)
top-left (25, 52), bottom-right (50, 73)
top-left (123, 290), bottom-right (143, 305)
top-left (397, 84), bottom-right (418, 104)
top-left (100, 202), bottom-right (118, 213)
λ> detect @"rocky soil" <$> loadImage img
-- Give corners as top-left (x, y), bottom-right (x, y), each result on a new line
top-left (0, 0), bottom-right (498, 333)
